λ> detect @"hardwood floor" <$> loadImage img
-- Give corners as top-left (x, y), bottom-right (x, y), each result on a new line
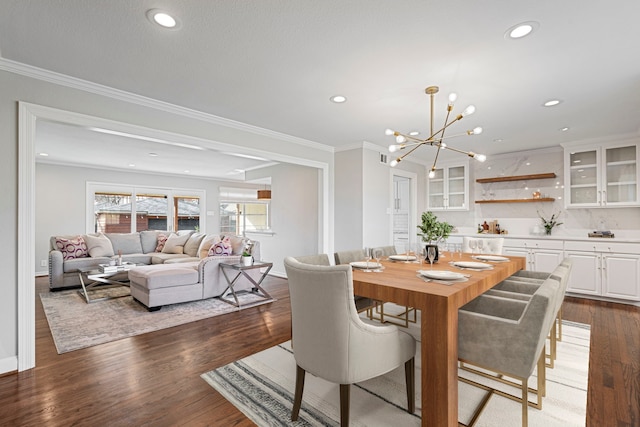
top-left (0, 277), bottom-right (637, 426)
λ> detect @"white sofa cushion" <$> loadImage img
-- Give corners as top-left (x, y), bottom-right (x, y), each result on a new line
top-left (162, 233), bottom-right (191, 254)
top-left (84, 233), bottom-right (115, 257)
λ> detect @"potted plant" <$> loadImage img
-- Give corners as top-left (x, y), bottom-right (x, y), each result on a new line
top-left (417, 211), bottom-right (454, 262)
top-left (538, 210), bottom-right (563, 235)
top-left (241, 240), bottom-right (254, 266)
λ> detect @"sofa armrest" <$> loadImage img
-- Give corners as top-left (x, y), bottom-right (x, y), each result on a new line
top-left (199, 255), bottom-right (241, 299)
top-left (48, 250), bottom-right (64, 287)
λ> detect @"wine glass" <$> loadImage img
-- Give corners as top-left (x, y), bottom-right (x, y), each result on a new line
top-left (416, 243), bottom-right (425, 265)
top-left (427, 246), bottom-right (436, 270)
top-left (404, 242), bottom-right (413, 263)
top-left (372, 248), bottom-right (382, 272)
top-left (476, 239), bottom-right (484, 255)
top-left (363, 247), bottom-right (372, 272)
top-left (469, 240), bottom-right (477, 254)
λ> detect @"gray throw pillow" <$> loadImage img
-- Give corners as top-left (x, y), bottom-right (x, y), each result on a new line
top-left (84, 233), bottom-right (115, 257)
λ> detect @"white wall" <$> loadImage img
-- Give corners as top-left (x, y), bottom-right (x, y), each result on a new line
top-left (247, 163), bottom-right (320, 276)
top-left (334, 149), bottom-right (363, 251)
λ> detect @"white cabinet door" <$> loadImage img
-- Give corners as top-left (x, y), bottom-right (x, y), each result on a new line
top-left (564, 140), bottom-right (639, 208)
top-left (602, 253), bottom-right (640, 300)
top-left (565, 251), bottom-right (601, 296)
top-left (531, 249), bottom-right (565, 273)
top-left (504, 247), bottom-right (530, 265)
top-left (427, 161), bottom-right (469, 211)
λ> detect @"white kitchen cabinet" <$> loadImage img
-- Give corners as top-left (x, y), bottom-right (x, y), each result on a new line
top-left (427, 161), bottom-right (469, 211)
top-left (564, 241), bottom-right (640, 302)
top-left (503, 238), bottom-right (564, 272)
top-left (563, 140), bottom-right (639, 208)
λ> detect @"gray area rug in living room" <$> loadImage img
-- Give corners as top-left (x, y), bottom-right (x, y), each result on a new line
top-left (40, 287), bottom-right (275, 354)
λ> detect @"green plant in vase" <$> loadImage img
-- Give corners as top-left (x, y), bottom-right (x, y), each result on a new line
top-left (417, 211), bottom-right (454, 262)
top-left (538, 210), bottom-right (563, 235)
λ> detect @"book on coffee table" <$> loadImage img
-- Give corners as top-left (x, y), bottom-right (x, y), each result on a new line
top-left (98, 262), bottom-right (136, 274)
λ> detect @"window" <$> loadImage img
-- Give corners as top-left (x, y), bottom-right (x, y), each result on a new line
top-left (219, 187), bottom-right (271, 235)
top-left (88, 183), bottom-right (205, 234)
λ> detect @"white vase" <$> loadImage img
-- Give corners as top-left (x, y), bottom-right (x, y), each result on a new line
top-left (241, 256), bottom-right (253, 266)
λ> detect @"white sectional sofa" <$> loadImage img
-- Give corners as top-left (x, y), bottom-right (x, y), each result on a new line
top-left (48, 230), bottom-right (260, 290)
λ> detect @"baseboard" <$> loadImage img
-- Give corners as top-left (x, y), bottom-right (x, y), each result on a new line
top-left (0, 355), bottom-right (18, 375)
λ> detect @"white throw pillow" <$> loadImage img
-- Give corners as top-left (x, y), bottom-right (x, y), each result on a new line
top-left (183, 232), bottom-right (205, 257)
top-left (83, 233), bottom-right (115, 257)
top-left (161, 233), bottom-right (191, 254)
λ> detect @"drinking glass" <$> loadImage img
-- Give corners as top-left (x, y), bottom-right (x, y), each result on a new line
top-left (427, 246), bottom-right (436, 270)
top-left (372, 248), bottom-right (382, 272)
top-left (469, 240), bottom-right (477, 254)
top-left (363, 247), bottom-right (372, 272)
top-left (404, 242), bottom-right (413, 263)
top-left (476, 239), bottom-right (484, 254)
top-left (457, 244), bottom-right (463, 259)
top-left (416, 243), bottom-right (425, 265)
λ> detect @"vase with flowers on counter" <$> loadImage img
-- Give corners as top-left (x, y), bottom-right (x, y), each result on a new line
top-left (538, 210), bottom-right (563, 235)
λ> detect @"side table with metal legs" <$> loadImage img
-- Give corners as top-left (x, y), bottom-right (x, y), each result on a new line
top-left (219, 261), bottom-right (273, 307)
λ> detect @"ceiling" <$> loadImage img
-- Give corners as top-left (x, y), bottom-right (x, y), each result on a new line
top-left (2, 1), bottom-right (639, 178)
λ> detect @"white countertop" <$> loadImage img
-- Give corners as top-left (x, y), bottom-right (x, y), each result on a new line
top-left (449, 232), bottom-right (640, 244)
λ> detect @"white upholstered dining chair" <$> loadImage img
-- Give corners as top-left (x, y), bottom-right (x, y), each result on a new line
top-left (284, 257), bottom-right (416, 426)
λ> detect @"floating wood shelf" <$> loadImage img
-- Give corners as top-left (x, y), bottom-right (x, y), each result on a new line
top-left (476, 173), bottom-right (556, 184)
top-left (475, 198), bottom-right (555, 204)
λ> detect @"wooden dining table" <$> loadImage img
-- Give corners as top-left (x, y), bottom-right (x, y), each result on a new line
top-left (352, 252), bottom-right (526, 427)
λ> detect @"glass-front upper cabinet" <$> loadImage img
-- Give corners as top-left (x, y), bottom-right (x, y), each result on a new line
top-left (563, 140), bottom-right (639, 208)
top-left (427, 161), bottom-right (469, 210)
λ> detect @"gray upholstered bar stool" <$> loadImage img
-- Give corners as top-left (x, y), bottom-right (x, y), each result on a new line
top-left (490, 259), bottom-right (573, 368)
top-left (458, 275), bottom-right (560, 427)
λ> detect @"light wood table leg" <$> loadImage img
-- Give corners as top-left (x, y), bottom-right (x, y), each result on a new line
top-left (421, 296), bottom-right (458, 427)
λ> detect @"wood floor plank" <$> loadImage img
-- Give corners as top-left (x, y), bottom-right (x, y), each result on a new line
top-left (0, 279), bottom-right (638, 426)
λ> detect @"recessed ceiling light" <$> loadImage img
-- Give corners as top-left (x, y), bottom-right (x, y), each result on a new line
top-left (330, 95), bottom-right (347, 103)
top-left (38, 152), bottom-right (49, 157)
top-left (149, 152), bottom-right (158, 157)
top-left (409, 131), bottom-right (420, 136)
top-left (128, 163), bottom-right (136, 167)
top-left (543, 99), bottom-right (562, 107)
top-left (526, 162), bottom-right (531, 166)
top-left (493, 138), bottom-right (504, 143)
top-left (505, 21), bottom-right (539, 39)
top-left (146, 9), bottom-right (180, 29)
top-left (184, 170), bottom-right (190, 173)
top-left (560, 127), bottom-right (570, 132)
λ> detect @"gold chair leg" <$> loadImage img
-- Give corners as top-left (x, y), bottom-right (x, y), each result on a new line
top-left (522, 381), bottom-right (528, 427)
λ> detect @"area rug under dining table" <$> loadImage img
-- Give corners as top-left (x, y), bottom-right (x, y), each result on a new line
top-left (40, 287), bottom-right (275, 354)
top-left (202, 310), bottom-right (590, 427)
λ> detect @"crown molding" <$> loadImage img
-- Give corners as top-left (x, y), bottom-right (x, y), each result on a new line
top-left (0, 58), bottom-right (333, 153)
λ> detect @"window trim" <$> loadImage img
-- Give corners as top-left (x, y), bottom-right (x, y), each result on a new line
top-left (86, 182), bottom-right (206, 234)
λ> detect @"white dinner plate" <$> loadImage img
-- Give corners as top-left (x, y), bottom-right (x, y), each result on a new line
top-left (418, 270), bottom-right (466, 280)
top-left (452, 261), bottom-right (493, 269)
top-left (389, 255), bottom-right (417, 261)
top-left (472, 255), bottom-right (510, 262)
top-left (350, 261), bottom-right (382, 269)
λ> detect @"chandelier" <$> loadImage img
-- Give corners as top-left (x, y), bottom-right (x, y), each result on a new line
top-left (386, 86), bottom-right (486, 178)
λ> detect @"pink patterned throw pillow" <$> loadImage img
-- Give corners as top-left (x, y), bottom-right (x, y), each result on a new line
top-left (55, 236), bottom-right (88, 260)
top-left (155, 234), bottom-right (168, 252)
top-left (208, 236), bottom-right (232, 256)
